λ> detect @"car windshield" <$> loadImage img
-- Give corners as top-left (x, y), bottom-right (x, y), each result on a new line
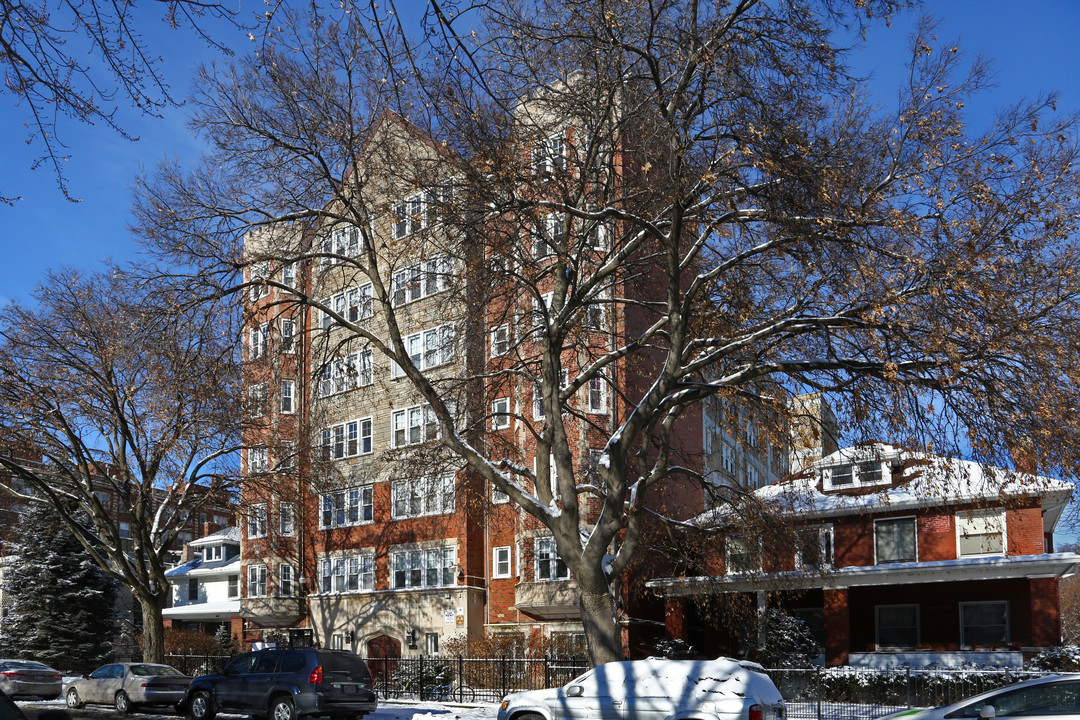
top-left (130, 664), bottom-right (185, 677)
top-left (567, 669), bottom-right (595, 686)
top-left (0, 661), bottom-right (48, 671)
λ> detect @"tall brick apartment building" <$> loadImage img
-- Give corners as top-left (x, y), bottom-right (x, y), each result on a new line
top-left (236, 103), bottom-right (792, 658)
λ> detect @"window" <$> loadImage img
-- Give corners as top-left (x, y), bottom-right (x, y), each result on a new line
top-left (279, 564), bottom-right (294, 597)
top-left (823, 460), bottom-right (890, 490)
top-left (391, 405), bottom-right (440, 447)
top-left (248, 504), bottom-right (267, 538)
top-left (391, 325), bottom-right (455, 376)
top-left (320, 486), bottom-right (374, 528)
top-left (491, 325), bottom-right (510, 357)
top-left (281, 262), bottom-right (296, 289)
top-left (721, 444), bottom-right (735, 474)
top-left (586, 377), bottom-right (608, 414)
top-left (320, 224), bottom-right (365, 266)
top-left (248, 383), bottom-right (268, 418)
top-left (391, 256), bottom-right (452, 304)
top-left (532, 134), bottom-right (565, 174)
top-left (188, 578), bottom-right (199, 602)
top-left (493, 546), bottom-right (512, 578)
top-left (227, 575), bottom-right (238, 598)
top-left (249, 323), bottom-right (268, 360)
top-left (586, 449), bottom-right (604, 481)
top-left (320, 284), bottom-right (374, 329)
top-left (248, 564), bottom-right (268, 598)
top-left (426, 633), bottom-right (439, 656)
top-left (248, 448), bottom-right (269, 475)
top-left (320, 418), bottom-right (373, 460)
top-left (876, 604), bottom-right (919, 649)
top-left (317, 350), bottom-right (372, 397)
top-left (535, 537), bottom-right (569, 581)
top-left (531, 292), bottom-right (553, 332)
top-left (280, 380), bottom-right (295, 414)
top-left (875, 517), bottom-right (917, 564)
top-left (796, 526), bottom-right (834, 570)
top-left (491, 397), bottom-right (510, 430)
top-left (203, 545), bottom-right (223, 561)
top-left (279, 318), bottom-right (296, 354)
top-left (249, 263), bottom-right (269, 301)
top-left (533, 383), bottom-right (546, 420)
top-left (393, 192), bottom-right (436, 240)
top-left (391, 474), bottom-right (455, 519)
top-left (279, 502), bottom-right (294, 536)
top-left (961, 601), bottom-right (1009, 647)
top-left (586, 220), bottom-right (608, 250)
top-left (725, 536), bottom-right (761, 575)
top-left (391, 546), bottom-right (456, 589)
top-left (319, 555), bottom-right (375, 593)
top-left (119, 522), bottom-right (131, 540)
top-left (492, 483), bottom-right (509, 504)
top-left (957, 508), bottom-right (1005, 557)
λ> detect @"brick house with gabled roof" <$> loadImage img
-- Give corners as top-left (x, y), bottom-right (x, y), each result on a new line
top-left (649, 442), bottom-right (1079, 668)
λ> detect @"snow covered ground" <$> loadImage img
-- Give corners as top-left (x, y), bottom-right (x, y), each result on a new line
top-left (17, 698), bottom-right (501, 720)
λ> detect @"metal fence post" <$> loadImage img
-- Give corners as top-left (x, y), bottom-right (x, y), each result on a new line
top-left (906, 666), bottom-right (912, 710)
top-left (458, 655), bottom-right (465, 703)
top-left (544, 656), bottom-right (551, 690)
top-left (816, 667), bottom-right (822, 720)
top-left (418, 654), bottom-right (425, 701)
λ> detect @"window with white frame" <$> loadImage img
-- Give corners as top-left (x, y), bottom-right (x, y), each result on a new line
top-left (586, 376), bottom-right (608, 414)
top-left (391, 474), bottom-right (455, 519)
top-left (248, 383), bottom-right (268, 418)
top-left (531, 292), bottom-right (553, 332)
top-left (318, 350), bottom-right (372, 397)
top-left (319, 554), bottom-right (375, 593)
top-left (320, 486), bottom-right (374, 528)
top-left (247, 564), bottom-right (268, 597)
top-left (535, 537), bottom-right (569, 581)
top-left (960, 601), bottom-right (1009, 647)
top-left (533, 383), bottom-right (546, 420)
top-left (956, 508), bottom-right (1005, 557)
top-left (583, 298), bottom-right (606, 331)
top-left (585, 449), bottom-right (604, 481)
top-left (248, 504), bottom-right (267, 538)
top-left (280, 318), bottom-right (296, 353)
top-left (822, 459), bottom-right (890, 490)
top-left (491, 325), bottom-right (510, 357)
top-left (795, 525), bottom-right (834, 570)
top-left (248, 447), bottom-right (269, 475)
top-left (321, 418), bottom-right (373, 460)
top-left (426, 633), bottom-right (439, 656)
top-left (321, 284), bottom-right (374, 329)
top-left (391, 256), bottom-right (452, 305)
top-left (280, 380), bottom-right (295, 414)
top-left (491, 397), bottom-right (511, 430)
top-left (281, 262), bottom-right (296, 288)
top-left (493, 546), bottom-right (512, 579)
top-left (391, 404), bottom-right (440, 447)
top-left (725, 536), bottom-right (761, 574)
top-left (393, 190), bottom-right (448, 240)
top-left (532, 134), bottom-right (565, 175)
top-left (203, 544), bottom-right (223, 561)
top-left (320, 224), bottom-right (365, 266)
top-left (279, 563), bottom-right (294, 597)
top-left (586, 219), bottom-right (608, 250)
top-left (391, 325), bottom-right (455, 377)
top-left (280, 441), bottom-right (295, 469)
top-left (227, 575), bottom-right (238, 598)
top-left (390, 546), bottom-right (456, 589)
top-left (249, 263), bottom-right (269, 301)
top-left (249, 323), bottom-right (268, 360)
top-left (875, 604), bottom-right (919, 649)
top-left (279, 502), bottom-right (294, 537)
top-left (491, 482), bottom-right (509, 504)
top-left (875, 517), bottom-right (917, 564)
top-left (721, 444), bottom-right (735, 474)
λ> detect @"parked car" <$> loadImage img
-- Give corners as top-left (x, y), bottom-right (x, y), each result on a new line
top-left (0, 660), bottom-right (63, 700)
top-left (65, 662), bottom-right (192, 713)
top-left (184, 647), bottom-right (377, 720)
top-left (886, 674), bottom-right (1080, 720)
top-left (498, 656), bottom-right (786, 720)
top-left (0, 686), bottom-right (72, 720)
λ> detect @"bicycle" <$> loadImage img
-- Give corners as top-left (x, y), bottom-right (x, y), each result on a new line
top-left (422, 681), bottom-right (477, 703)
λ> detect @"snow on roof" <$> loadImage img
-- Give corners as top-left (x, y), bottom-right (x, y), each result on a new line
top-left (695, 442), bottom-right (1074, 528)
top-left (189, 526), bottom-right (240, 546)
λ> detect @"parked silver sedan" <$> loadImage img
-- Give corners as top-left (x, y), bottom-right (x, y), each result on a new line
top-left (0, 659), bottom-right (63, 700)
top-left (65, 663), bottom-right (191, 714)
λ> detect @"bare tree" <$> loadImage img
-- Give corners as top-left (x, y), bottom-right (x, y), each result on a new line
top-left (0, 0), bottom-right (247, 203)
top-left (134, 1), bottom-right (1080, 664)
top-left (0, 268), bottom-right (242, 663)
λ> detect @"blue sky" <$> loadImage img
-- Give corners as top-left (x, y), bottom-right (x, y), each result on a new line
top-left (0, 2), bottom-right (1077, 536)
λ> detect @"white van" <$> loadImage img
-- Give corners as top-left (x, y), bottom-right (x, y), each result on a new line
top-left (497, 656), bottom-right (786, 720)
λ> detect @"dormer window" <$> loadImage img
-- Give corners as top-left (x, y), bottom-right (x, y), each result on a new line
top-left (822, 459), bottom-right (890, 491)
top-left (203, 544), bottom-right (223, 562)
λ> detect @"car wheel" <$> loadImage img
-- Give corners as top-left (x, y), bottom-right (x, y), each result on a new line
top-left (270, 696), bottom-right (295, 720)
top-left (189, 690), bottom-right (216, 720)
top-left (66, 688), bottom-right (84, 709)
top-left (115, 690), bottom-right (133, 714)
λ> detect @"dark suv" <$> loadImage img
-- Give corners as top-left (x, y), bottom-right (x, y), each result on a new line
top-left (185, 648), bottom-right (376, 720)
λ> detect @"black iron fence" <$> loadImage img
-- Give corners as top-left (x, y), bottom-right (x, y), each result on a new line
top-left (770, 667), bottom-right (1047, 720)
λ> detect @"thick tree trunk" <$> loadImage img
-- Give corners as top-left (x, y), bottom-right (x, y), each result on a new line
top-left (139, 595), bottom-right (167, 663)
top-left (577, 570), bottom-right (621, 666)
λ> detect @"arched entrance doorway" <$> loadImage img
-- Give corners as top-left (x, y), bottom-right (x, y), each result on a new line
top-left (366, 634), bottom-right (401, 681)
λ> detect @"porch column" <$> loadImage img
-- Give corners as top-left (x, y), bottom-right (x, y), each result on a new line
top-left (665, 597), bottom-right (692, 642)
top-left (824, 587), bottom-right (850, 666)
